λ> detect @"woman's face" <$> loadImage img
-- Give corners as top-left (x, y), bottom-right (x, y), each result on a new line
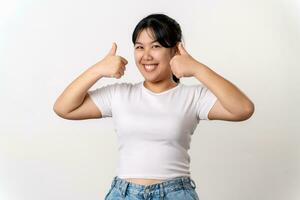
top-left (134, 28), bottom-right (176, 83)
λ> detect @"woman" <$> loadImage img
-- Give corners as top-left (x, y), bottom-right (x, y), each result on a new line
top-left (53, 13), bottom-right (254, 200)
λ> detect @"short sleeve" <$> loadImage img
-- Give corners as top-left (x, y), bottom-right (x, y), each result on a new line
top-left (87, 83), bottom-right (117, 118)
top-left (195, 85), bottom-right (218, 120)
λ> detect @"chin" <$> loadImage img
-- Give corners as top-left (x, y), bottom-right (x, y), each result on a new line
top-left (143, 75), bottom-right (159, 82)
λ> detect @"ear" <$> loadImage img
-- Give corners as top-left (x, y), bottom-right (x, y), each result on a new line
top-left (171, 46), bottom-right (178, 57)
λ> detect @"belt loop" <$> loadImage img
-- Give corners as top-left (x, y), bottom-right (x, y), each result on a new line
top-left (159, 183), bottom-right (165, 199)
top-left (120, 181), bottom-right (129, 198)
top-left (111, 176), bottom-right (117, 188)
top-left (190, 178), bottom-right (196, 189)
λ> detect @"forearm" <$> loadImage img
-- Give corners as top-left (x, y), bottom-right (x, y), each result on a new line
top-left (194, 63), bottom-right (254, 116)
top-left (53, 65), bottom-right (102, 114)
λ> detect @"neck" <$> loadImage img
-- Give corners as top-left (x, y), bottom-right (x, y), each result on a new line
top-left (143, 79), bottom-right (178, 93)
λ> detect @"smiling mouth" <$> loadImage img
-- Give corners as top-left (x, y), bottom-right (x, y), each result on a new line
top-left (143, 64), bottom-right (158, 72)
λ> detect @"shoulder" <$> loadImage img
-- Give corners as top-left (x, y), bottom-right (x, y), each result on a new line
top-left (177, 83), bottom-right (215, 103)
top-left (98, 81), bottom-right (135, 89)
top-left (177, 83), bottom-right (207, 93)
top-left (114, 81), bottom-right (139, 91)
top-left (101, 81), bottom-right (140, 95)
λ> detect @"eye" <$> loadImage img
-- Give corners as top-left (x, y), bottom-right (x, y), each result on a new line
top-left (153, 45), bottom-right (161, 48)
top-left (135, 46), bottom-right (143, 49)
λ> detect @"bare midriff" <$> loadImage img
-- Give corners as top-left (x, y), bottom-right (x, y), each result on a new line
top-left (125, 178), bottom-right (165, 186)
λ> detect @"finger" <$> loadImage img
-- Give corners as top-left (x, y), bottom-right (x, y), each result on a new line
top-left (118, 66), bottom-right (125, 74)
top-left (107, 42), bottom-right (117, 56)
top-left (121, 65), bottom-right (126, 71)
top-left (120, 57), bottom-right (128, 65)
top-left (177, 42), bottom-right (188, 55)
top-left (116, 72), bottom-right (122, 79)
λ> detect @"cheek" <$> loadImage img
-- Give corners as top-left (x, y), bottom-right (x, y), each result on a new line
top-left (134, 52), bottom-right (142, 61)
top-left (151, 52), bottom-right (165, 62)
top-left (158, 54), bottom-right (171, 64)
top-left (133, 54), bottom-right (140, 64)
top-left (157, 50), bottom-right (172, 60)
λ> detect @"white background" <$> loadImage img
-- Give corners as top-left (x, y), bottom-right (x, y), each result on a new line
top-left (0, 0), bottom-right (299, 199)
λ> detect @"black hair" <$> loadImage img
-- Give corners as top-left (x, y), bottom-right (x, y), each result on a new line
top-left (132, 13), bottom-right (183, 83)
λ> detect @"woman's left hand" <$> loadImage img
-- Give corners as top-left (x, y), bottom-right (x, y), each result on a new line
top-left (169, 42), bottom-right (204, 78)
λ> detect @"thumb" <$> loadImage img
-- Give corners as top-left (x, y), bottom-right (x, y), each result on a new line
top-left (177, 42), bottom-right (188, 55)
top-left (107, 42), bottom-right (117, 56)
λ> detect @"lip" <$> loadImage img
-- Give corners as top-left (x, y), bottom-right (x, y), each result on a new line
top-left (143, 64), bottom-right (158, 72)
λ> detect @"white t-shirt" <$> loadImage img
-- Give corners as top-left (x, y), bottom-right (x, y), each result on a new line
top-left (88, 81), bottom-right (217, 180)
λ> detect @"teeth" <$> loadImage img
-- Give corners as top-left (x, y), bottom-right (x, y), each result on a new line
top-left (145, 64), bottom-right (157, 69)
top-left (144, 64), bottom-right (158, 72)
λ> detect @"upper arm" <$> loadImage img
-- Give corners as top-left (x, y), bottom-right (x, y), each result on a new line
top-left (208, 100), bottom-right (242, 121)
top-left (57, 94), bottom-right (102, 120)
top-left (208, 100), bottom-right (254, 121)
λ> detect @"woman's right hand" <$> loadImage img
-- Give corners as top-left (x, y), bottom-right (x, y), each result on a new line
top-left (92, 42), bottom-right (128, 79)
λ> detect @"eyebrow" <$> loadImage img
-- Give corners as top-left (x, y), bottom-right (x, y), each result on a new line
top-left (135, 40), bottom-right (158, 45)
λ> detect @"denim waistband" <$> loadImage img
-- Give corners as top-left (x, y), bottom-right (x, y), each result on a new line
top-left (109, 176), bottom-right (197, 198)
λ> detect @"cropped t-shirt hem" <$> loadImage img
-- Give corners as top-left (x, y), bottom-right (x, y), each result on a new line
top-left (117, 174), bottom-right (191, 180)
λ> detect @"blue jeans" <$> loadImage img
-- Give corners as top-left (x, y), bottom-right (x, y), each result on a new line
top-left (104, 176), bottom-right (199, 200)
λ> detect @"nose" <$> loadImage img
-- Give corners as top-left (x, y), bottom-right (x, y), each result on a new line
top-left (142, 48), bottom-right (153, 60)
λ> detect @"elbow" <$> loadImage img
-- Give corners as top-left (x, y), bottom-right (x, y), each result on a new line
top-left (53, 105), bottom-right (63, 118)
top-left (53, 101), bottom-right (61, 115)
top-left (237, 102), bottom-right (255, 121)
top-left (53, 103), bottom-right (69, 119)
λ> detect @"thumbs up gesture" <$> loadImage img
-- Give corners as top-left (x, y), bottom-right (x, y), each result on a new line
top-left (93, 42), bottom-right (128, 79)
top-left (170, 42), bottom-right (204, 78)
